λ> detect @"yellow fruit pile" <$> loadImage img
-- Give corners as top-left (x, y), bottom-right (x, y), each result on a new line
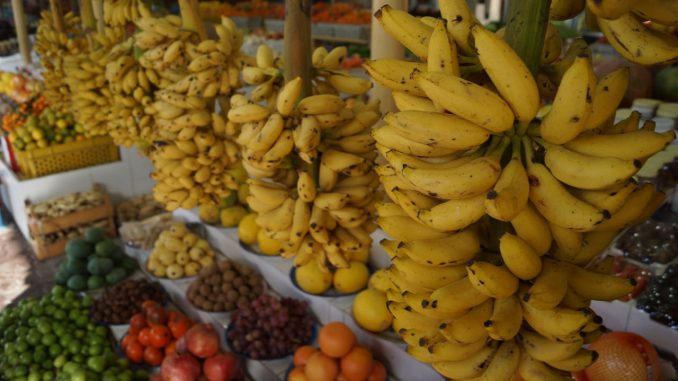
top-left (146, 222), bottom-right (216, 279)
top-left (365, 0), bottom-right (675, 379)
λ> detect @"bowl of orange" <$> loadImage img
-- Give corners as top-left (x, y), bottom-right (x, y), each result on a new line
top-left (286, 321), bottom-right (389, 381)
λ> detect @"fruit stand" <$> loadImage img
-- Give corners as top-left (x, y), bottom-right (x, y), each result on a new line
top-left (1, 0), bottom-right (678, 380)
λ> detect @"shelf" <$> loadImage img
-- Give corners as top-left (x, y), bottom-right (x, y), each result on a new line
top-left (312, 35), bottom-right (369, 45)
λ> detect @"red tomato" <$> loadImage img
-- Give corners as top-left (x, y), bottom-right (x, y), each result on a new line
top-left (168, 318), bottom-right (191, 339)
top-left (150, 325), bottom-right (171, 348)
top-left (146, 306), bottom-right (168, 326)
top-left (130, 313), bottom-right (147, 330)
top-left (141, 300), bottom-right (160, 315)
top-left (168, 310), bottom-right (187, 322)
top-left (138, 327), bottom-right (152, 347)
top-left (126, 340), bottom-right (144, 363)
top-left (574, 332), bottom-right (661, 381)
top-left (165, 340), bottom-right (177, 356)
top-left (121, 335), bottom-right (137, 352)
top-left (143, 345), bottom-right (164, 367)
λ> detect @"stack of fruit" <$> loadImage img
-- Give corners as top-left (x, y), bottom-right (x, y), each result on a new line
top-left (6, 106), bottom-right (85, 151)
top-left (91, 279), bottom-right (167, 324)
top-left (362, 0), bottom-right (675, 378)
top-left (198, 175), bottom-right (251, 228)
top-left (0, 286), bottom-right (144, 381)
top-left (158, 323), bottom-right (244, 381)
top-left (121, 301), bottom-right (192, 367)
top-left (28, 189), bottom-right (105, 219)
top-left (0, 71), bottom-right (42, 103)
top-left (146, 222), bottom-right (217, 279)
top-left (226, 294), bottom-right (315, 359)
top-left (293, 258), bottom-right (370, 296)
top-left (55, 227), bottom-right (137, 291)
top-left (232, 43), bottom-right (381, 278)
top-left (237, 212), bottom-right (288, 256)
top-left (288, 322), bottom-right (387, 381)
top-left (186, 259), bottom-right (265, 312)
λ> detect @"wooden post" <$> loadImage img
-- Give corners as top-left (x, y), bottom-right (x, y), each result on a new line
top-left (49, 0), bottom-right (66, 34)
top-left (503, 0), bottom-right (551, 75)
top-left (370, 0), bottom-right (406, 114)
top-left (284, 0), bottom-right (312, 97)
top-left (10, 0), bottom-right (31, 65)
top-left (92, 0), bottom-right (105, 35)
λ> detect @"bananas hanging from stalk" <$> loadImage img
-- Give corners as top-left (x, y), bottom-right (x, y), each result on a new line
top-left (34, 11), bottom-right (88, 114)
top-left (103, 0), bottom-right (150, 27)
top-left (144, 15), bottom-right (246, 211)
top-left (63, 27), bottom-right (126, 137)
top-left (369, 0), bottom-right (672, 378)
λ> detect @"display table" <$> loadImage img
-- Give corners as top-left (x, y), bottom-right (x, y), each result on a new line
top-left (0, 146), bottom-right (154, 241)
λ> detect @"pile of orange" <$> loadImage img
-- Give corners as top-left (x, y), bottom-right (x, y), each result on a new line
top-left (289, 322), bottom-right (387, 381)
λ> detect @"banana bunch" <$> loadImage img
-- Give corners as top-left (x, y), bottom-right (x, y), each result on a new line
top-left (103, 0), bottom-right (150, 26)
top-left (368, 1), bottom-right (673, 379)
top-left (549, 0), bottom-right (678, 65)
top-left (144, 16), bottom-right (245, 211)
top-left (63, 27), bottom-right (126, 137)
top-left (34, 11), bottom-right (88, 113)
top-left (242, 97), bottom-right (381, 269)
top-left (241, 44), bottom-right (373, 109)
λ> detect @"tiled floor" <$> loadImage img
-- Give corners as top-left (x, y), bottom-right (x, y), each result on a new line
top-left (0, 222), bottom-right (59, 309)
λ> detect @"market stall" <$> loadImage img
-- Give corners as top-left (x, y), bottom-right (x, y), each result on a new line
top-left (0, 0), bottom-right (677, 380)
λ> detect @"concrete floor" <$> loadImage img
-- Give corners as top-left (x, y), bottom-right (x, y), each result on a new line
top-left (0, 221), bottom-right (59, 309)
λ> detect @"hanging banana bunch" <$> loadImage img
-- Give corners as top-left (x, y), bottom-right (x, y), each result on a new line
top-left (141, 15), bottom-right (245, 211)
top-left (366, 0), bottom-right (673, 379)
top-left (34, 11), bottom-right (88, 113)
top-left (103, 0), bottom-right (150, 26)
top-left (63, 27), bottom-right (126, 137)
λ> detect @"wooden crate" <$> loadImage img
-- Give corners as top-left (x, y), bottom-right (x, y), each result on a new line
top-left (28, 186), bottom-right (117, 261)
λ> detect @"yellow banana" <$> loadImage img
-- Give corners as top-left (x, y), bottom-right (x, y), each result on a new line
top-left (392, 189), bottom-right (486, 232)
top-left (432, 342), bottom-right (499, 380)
top-left (587, 0), bottom-right (639, 20)
top-left (499, 233), bottom-right (542, 280)
top-left (362, 59), bottom-right (427, 96)
top-left (430, 276), bottom-right (490, 316)
top-left (389, 302), bottom-right (442, 334)
top-left (418, 71), bottom-right (514, 133)
top-left (541, 140), bottom-right (641, 190)
top-left (463, 340), bottom-right (520, 381)
top-left (539, 56), bottom-right (594, 144)
top-left (485, 142), bottom-right (529, 222)
top-left (553, 229), bottom-right (619, 265)
top-left (510, 202), bottom-right (553, 255)
top-left (384, 111), bottom-right (490, 150)
top-left (568, 265), bottom-right (634, 301)
top-left (550, 0), bottom-right (585, 20)
top-left (467, 261), bottom-right (519, 299)
top-left (392, 91), bottom-right (439, 112)
top-left (485, 295), bottom-right (522, 341)
top-left (525, 258), bottom-right (571, 310)
top-left (565, 130), bottom-right (676, 160)
top-left (593, 183), bottom-right (656, 231)
top-left (255, 197), bottom-right (294, 231)
top-left (228, 104), bottom-right (270, 123)
top-left (372, 127), bottom-right (459, 157)
top-left (400, 291), bottom-right (466, 320)
top-left (439, 0), bottom-right (478, 54)
top-left (549, 222), bottom-right (583, 258)
top-left (427, 20), bottom-right (460, 76)
top-left (394, 228), bottom-right (480, 266)
top-left (277, 77), bottom-right (302, 116)
top-left (407, 336), bottom-right (488, 363)
top-left (472, 25), bottom-right (539, 123)
top-left (585, 67), bottom-right (630, 130)
top-left (248, 114), bottom-right (285, 153)
top-left (520, 290), bottom-right (593, 340)
top-left (375, 5), bottom-right (432, 60)
top-left (440, 299), bottom-right (493, 344)
top-left (520, 330), bottom-right (583, 363)
top-left (297, 94), bottom-right (345, 115)
top-left (545, 349), bottom-right (598, 372)
top-left (518, 351), bottom-right (573, 381)
top-left (598, 12), bottom-right (678, 65)
top-left (392, 257), bottom-right (467, 290)
top-left (633, 0), bottom-right (678, 27)
top-left (378, 214), bottom-right (448, 241)
top-left (571, 180), bottom-right (638, 214)
top-left (327, 73), bottom-right (372, 95)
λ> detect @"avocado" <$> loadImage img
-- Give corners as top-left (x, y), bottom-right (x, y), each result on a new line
top-left (87, 257), bottom-right (113, 276)
top-left (66, 275), bottom-right (87, 291)
top-left (65, 239), bottom-right (92, 259)
top-left (94, 240), bottom-right (117, 258)
top-left (87, 275), bottom-right (105, 290)
top-left (84, 227), bottom-right (106, 244)
top-left (55, 270), bottom-right (69, 286)
top-left (110, 246), bottom-right (125, 264)
top-left (121, 257), bottom-right (137, 272)
top-left (105, 268), bottom-right (126, 285)
top-left (65, 257), bottom-right (88, 275)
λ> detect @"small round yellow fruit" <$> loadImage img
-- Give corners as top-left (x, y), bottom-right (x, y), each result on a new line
top-left (352, 289), bottom-right (392, 333)
top-left (295, 260), bottom-right (333, 295)
top-left (348, 248), bottom-right (370, 263)
top-left (198, 204), bottom-right (220, 225)
top-left (153, 266), bottom-right (167, 278)
top-left (257, 229), bottom-right (282, 256)
top-left (333, 261), bottom-right (369, 294)
top-left (158, 250), bottom-right (176, 266)
top-left (185, 262), bottom-right (201, 276)
top-left (166, 264), bottom-right (184, 279)
top-left (169, 222), bottom-right (188, 237)
top-left (199, 256), bottom-right (214, 268)
top-left (220, 206), bottom-right (248, 227)
top-left (182, 233), bottom-right (199, 247)
top-left (175, 251), bottom-right (190, 265)
top-left (189, 247), bottom-right (204, 261)
top-left (238, 213), bottom-right (260, 245)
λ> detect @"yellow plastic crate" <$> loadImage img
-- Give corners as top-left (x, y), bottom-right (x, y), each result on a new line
top-left (15, 136), bottom-right (120, 178)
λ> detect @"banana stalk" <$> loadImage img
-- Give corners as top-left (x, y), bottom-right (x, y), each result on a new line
top-left (503, 0), bottom-right (552, 75)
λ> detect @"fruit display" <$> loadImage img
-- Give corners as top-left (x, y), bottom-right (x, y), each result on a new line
top-left (186, 259), bottom-right (265, 312)
top-left (0, 71), bottom-right (42, 103)
top-left (616, 219), bottom-right (678, 265)
top-left (293, 259), bottom-right (370, 295)
top-left (5, 105), bottom-right (86, 151)
top-left (573, 331), bottom-right (662, 381)
top-left (41, 219), bottom-right (109, 245)
top-left (146, 222), bottom-right (218, 279)
top-left (198, 179), bottom-right (250, 228)
top-left (0, 286), bottom-right (143, 381)
top-left (351, 269), bottom-right (393, 334)
top-left (27, 190), bottom-right (106, 220)
top-left (237, 212), bottom-right (288, 256)
top-left (363, 0), bottom-right (673, 378)
top-left (636, 264), bottom-right (678, 328)
top-left (121, 301), bottom-right (192, 366)
top-left (232, 43), bottom-right (380, 274)
top-left (55, 227), bottom-right (137, 291)
top-left (91, 279), bottom-right (167, 324)
top-left (116, 195), bottom-right (167, 224)
top-left (289, 322), bottom-right (388, 381)
top-left (226, 294), bottom-right (315, 359)
top-left (160, 323), bottom-right (244, 381)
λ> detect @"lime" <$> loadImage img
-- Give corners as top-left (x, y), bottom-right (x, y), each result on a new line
top-left (27, 316), bottom-right (38, 327)
top-left (102, 373), bottom-right (117, 381)
top-left (53, 310), bottom-right (66, 321)
top-left (119, 369), bottom-right (133, 381)
top-left (28, 372), bottom-right (41, 381)
top-left (19, 352), bottom-right (32, 365)
top-left (87, 344), bottom-right (102, 356)
top-left (86, 355), bottom-right (106, 373)
top-left (7, 353), bottom-right (19, 366)
top-left (14, 365), bottom-right (28, 377)
top-left (26, 331), bottom-right (41, 346)
top-left (44, 306), bottom-right (56, 316)
top-left (81, 295), bottom-right (92, 307)
top-left (94, 326), bottom-right (108, 338)
top-left (67, 341), bottom-right (81, 355)
top-left (72, 354), bottom-right (84, 364)
top-left (117, 358), bottom-right (129, 368)
top-left (86, 322), bottom-right (95, 331)
top-left (33, 305), bottom-right (45, 316)
top-left (75, 315), bottom-right (88, 328)
top-left (64, 290), bottom-right (76, 300)
top-left (53, 355), bottom-right (66, 370)
top-left (51, 286), bottom-right (65, 296)
top-left (42, 371), bottom-right (54, 381)
top-left (71, 368), bottom-right (86, 381)
top-left (62, 361), bottom-right (78, 374)
top-left (40, 334), bottom-right (56, 346)
top-left (48, 343), bottom-right (62, 357)
top-left (88, 335), bottom-right (105, 347)
top-left (75, 329), bottom-right (86, 339)
top-left (15, 339), bottom-right (28, 352)
top-left (33, 350), bottom-right (47, 364)
top-left (4, 342), bottom-right (16, 355)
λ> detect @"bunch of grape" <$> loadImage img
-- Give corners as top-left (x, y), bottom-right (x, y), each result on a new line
top-left (227, 294), bottom-right (314, 359)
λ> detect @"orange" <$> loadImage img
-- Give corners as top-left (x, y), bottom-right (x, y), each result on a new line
top-left (366, 361), bottom-right (387, 381)
top-left (318, 322), bottom-right (356, 358)
top-left (294, 345), bottom-right (318, 367)
top-left (305, 352), bottom-right (339, 381)
top-left (288, 367), bottom-right (309, 381)
top-left (340, 346), bottom-right (374, 381)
